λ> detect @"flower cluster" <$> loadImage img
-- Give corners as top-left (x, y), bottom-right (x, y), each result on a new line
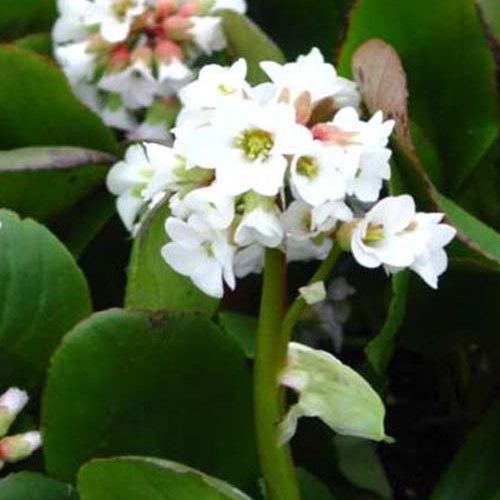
top-left (107, 48), bottom-right (456, 297)
top-left (53, 0), bottom-right (246, 142)
top-left (0, 388), bottom-right (42, 470)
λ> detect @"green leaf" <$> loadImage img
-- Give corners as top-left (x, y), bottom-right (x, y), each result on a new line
top-left (14, 32), bottom-right (52, 56)
top-left (334, 436), bottom-right (392, 499)
top-left (0, 209), bottom-right (91, 392)
top-left (339, 0), bottom-right (499, 192)
top-left (297, 469), bottom-right (336, 500)
top-left (430, 399), bottom-right (500, 500)
top-left (0, 472), bottom-right (78, 500)
top-left (280, 343), bottom-right (391, 444)
top-left (365, 271), bottom-right (410, 375)
top-left (78, 457), bottom-right (253, 500)
top-left (125, 199), bottom-right (219, 315)
top-left (218, 312), bottom-right (256, 359)
top-left (0, 147), bottom-right (114, 222)
top-left (478, 0), bottom-right (500, 42)
top-left (0, 45), bottom-right (116, 153)
top-left (219, 10), bottom-right (285, 85)
top-left (349, 38), bottom-right (500, 272)
top-left (0, 0), bottom-right (56, 41)
top-left (42, 309), bottom-right (259, 494)
top-left (248, 0), bottom-right (352, 60)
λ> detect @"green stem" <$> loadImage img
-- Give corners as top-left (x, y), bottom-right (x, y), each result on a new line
top-left (254, 249), bottom-right (301, 500)
top-left (254, 244), bottom-right (342, 500)
top-left (282, 244), bottom-right (343, 343)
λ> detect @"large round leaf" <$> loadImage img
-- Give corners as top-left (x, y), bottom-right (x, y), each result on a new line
top-left (0, 0), bottom-right (56, 41)
top-left (0, 147), bottom-right (114, 222)
top-left (0, 45), bottom-right (116, 153)
top-left (42, 309), bottom-right (259, 495)
top-left (338, 0), bottom-right (499, 193)
top-left (0, 210), bottom-right (91, 392)
top-left (0, 473), bottom-right (77, 500)
top-left (78, 457), bottom-right (253, 500)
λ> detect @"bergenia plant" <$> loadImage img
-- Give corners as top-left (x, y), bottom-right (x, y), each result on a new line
top-left (1, 1), bottom-right (498, 499)
top-left (106, 47), bottom-right (455, 498)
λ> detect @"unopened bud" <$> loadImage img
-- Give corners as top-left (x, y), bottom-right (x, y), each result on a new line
top-left (109, 46), bottom-right (130, 72)
top-left (294, 91), bottom-right (312, 125)
top-left (155, 39), bottom-right (184, 63)
top-left (336, 220), bottom-right (358, 252)
top-left (0, 431), bottom-right (42, 463)
top-left (163, 15), bottom-right (194, 41)
top-left (178, 1), bottom-right (200, 16)
top-left (156, 0), bottom-right (177, 18)
top-left (131, 46), bottom-right (153, 66)
top-left (0, 388), bottom-right (28, 437)
top-left (299, 281), bottom-right (327, 305)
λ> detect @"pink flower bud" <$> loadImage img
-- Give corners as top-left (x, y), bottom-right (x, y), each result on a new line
top-left (0, 388), bottom-right (28, 437)
top-left (294, 91), bottom-right (313, 125)
top-left (163, 15), bottom-right (194, 41)
top-left (156, 39), bottom-right (184, 63)
top-left (178, 1), bottom-right (200, 16)
top-left (0, 431), bottom-right (42, 463)
top-left (311, 123), bottom-right (359, 146)
top-left (131, 46), bottom-right (153, 66)
top-left (109, 46), bottom-right (130, 72)
top-left (156, 0), bottom-right (177, 18)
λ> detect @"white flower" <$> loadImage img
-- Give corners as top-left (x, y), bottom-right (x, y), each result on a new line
top-left (260, 47), bottom-right (360, 108)
top-left (0, 388), bottom-right (28, 437)
top-left (178, 59), bottom-right (249, 110)
top-left (210, 0), bottom-right (247, 14)
top-left (54, 40), bottom-right (94, 84)
top-left (290, 140), bottom-right (356, 206)
top-left (233, 243), bottom-right (265, 278)
top-left (313, 107), bottom-right (395, 202)
top-left (235, 206), bottom-right (284, 248)
top-left (99, 59), bottom-right (157, 110)
top-left (299, 281), bottom-right (327, 305)
top-left (162, 215), bottom-right (236, 298)
top-left (53, 0), bottom-right (92, 43)
top-left (189, 16), bottom-right (226, 54)
top-left (101, 102), bottom-right (138, 131)
top-left (176, 98), bottom-right (311, 196)
top-left (350, 195), bottom-right (456, 288)
top-left (281, 201), bottom-right (333, 262)
top-left (179, 183), bottom-right (235, 229)
top-left (85, 0), bottom-right (147, 43)
top-left (106, 143), bottom-right (181, 230)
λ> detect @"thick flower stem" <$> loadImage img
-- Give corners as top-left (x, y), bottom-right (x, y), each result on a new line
top-left (254, 249), bottom-right (301, 500)
top-left (254, 244), bottom-right (342, 500)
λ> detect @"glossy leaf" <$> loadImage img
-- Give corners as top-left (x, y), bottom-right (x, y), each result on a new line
top-left (218, 312), bottom-right (256, 359)
top-left (350, 38), bottom-right (500, 272)
top-left (0, 209), bottom-right (91, 392)
top-left (0, 147), bottom-right (114, 222)
top-left (0, 472), bottom-right (78, 500)
top-left (339, 0), bottom-right (499, 192)
top-left (125, 199), bottom-right (219, 315)
top-left (42, 309), bottom-right (259, 494)
top-left (0, 0), bottom-right (56, 41)
top-left (0, 45), bottom-right (116, 153)
top-left (431, 400), bottom-right (500, 500)
top-left (220, 10), bottom-right (285, 84)
top-left (78, 457), bottom-right (253, 500)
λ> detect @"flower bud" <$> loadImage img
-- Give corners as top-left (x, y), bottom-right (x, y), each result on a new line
top-left (0, 431), bottom-right (42, 463)
top-left (0, 388), bottom-right (28, 437)
top-left (108, 46), bottom-right (130, 72)
top-left (155, 39), bottom-right (184, 63)
top-left (336, 220), bottom-right (358, 252)
top-left (163, 15), bottom-right (194, 41)
top-left (178, 1), bottom-right (200, 16)
top-left (156, 0), bottom-right (177, 18)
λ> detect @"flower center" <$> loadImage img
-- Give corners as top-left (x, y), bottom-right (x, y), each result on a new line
top-left (236, 129), bottom-right (274, 161)
top-left (363, 223), bottom-right (384, 244)
top-left (112, 0), bottom-right (137, 20)
top-left (203, 241), bottom-right (215, 257)
top-left (296, 156), bottom-right (320, 179)
top-left (217, 84), bottom-right (235, 96)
